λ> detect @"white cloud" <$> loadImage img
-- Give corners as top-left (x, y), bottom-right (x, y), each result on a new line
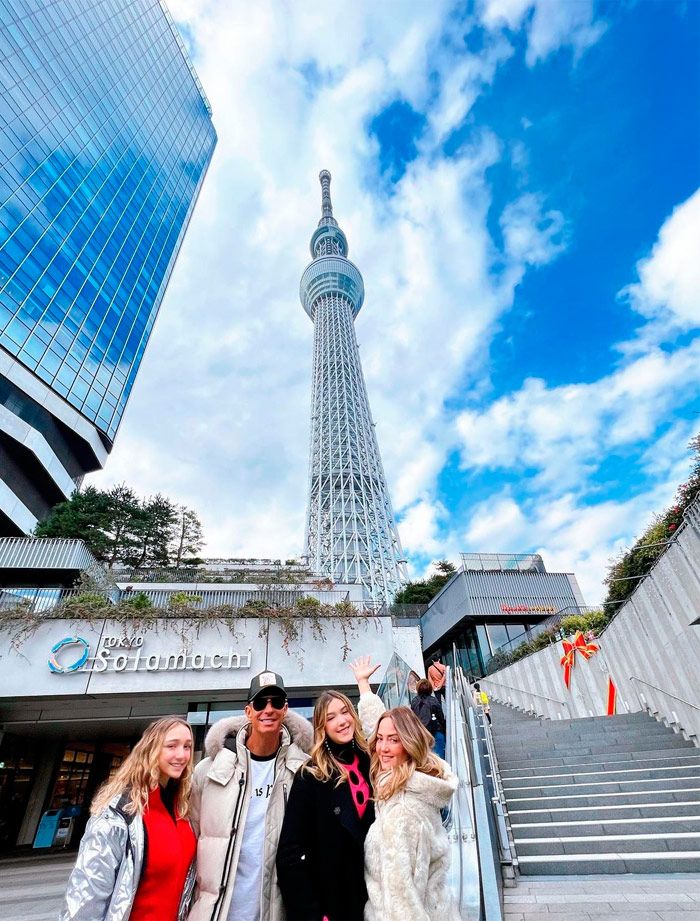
top-left (479, 0), bottom-right (606, 64)
top-left (463, 467), bottom-right (685, 604)
top-left (464, 496), bottom-right (526, 546)
top-left (527, 0), bottom-right (607, 65)
top-left (455, 341), bottom-right (700, 489)
top-left (426, 40), bottom-right (514, 143)
top-left (621, 187), bottom-right (700, 334)
top-left (500, 192), bottom-right (568, 268)
top-left (399, 500), bottom-right (446, 558)
top-left (480, 0), bottom-right (533, 31)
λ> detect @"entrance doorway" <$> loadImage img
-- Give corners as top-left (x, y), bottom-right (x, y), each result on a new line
top-left (46, 741), bottom-right (131, 846)
top-left (0, 735), bottom-right (38, 851)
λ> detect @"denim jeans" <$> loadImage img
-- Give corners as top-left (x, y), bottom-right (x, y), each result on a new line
top-left (433, 730), bottom-right (446, 760)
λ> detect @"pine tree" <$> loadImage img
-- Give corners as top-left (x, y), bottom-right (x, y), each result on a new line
top-left (172, 506), bottom-right (205, 567)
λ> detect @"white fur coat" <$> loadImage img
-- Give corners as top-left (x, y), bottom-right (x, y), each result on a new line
top-left (364, 760), bottom-right (460, 921)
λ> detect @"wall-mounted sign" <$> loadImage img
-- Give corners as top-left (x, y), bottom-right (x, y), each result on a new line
top-left (48, 637), bottom-right (90, 674)
top-left (500, 604), bottom-right (556, 614)
top-left (48, 632), bottom-right (252, 675)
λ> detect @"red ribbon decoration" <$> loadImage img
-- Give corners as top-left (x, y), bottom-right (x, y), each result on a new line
top-left (560, 630), bottom-right (599, 689)
top-left (606, 677), bottom-right (617, 716)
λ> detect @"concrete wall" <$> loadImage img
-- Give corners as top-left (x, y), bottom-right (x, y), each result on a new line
top-left (480, 502), bottom-right (700, 743)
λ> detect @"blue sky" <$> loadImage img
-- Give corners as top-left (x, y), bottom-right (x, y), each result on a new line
top-left (92, 0), bottom-right (700, 602)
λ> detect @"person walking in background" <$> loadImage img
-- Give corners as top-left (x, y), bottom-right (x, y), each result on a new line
top-left (411, 678), bottom-right (447, 759)
top-left (472, 681), bottom-right (492, 724)
top-left (187, 671), bottom-right (312, 921)
top-left (276, 681), bottom-right (376, 921)
top-left (61, 716), bottom-right (196, 921)
top-left (427, 654), bottom-right (447, 703)
top-left (363, 706), bottom-right (460, 921)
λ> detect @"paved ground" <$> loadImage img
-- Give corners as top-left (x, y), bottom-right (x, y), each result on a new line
top-left (2, 854), bottom-right (700, 920)
top-left (0, 853), bottom-right (72, 921)
top-left (505, 874), bottom-right (700, 921)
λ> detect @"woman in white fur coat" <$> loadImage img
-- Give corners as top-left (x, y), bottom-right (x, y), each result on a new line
top-left (363, 705), bottom-right (460, 921)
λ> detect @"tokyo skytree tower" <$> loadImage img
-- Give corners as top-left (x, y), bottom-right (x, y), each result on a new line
top-left (300, 171), bottom-right (407, 602)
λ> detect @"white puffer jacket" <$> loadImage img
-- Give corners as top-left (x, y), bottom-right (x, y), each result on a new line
top-left (187, 711), bottom-right (312, 921)
top-left (364, 759), bottom-right (460, 921)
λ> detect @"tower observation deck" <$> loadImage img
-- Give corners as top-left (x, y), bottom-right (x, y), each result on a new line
top-left (300, 171), bottom-right (407, 602)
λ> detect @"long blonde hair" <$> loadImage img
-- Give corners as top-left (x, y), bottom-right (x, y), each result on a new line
top-left (369, 706), bottom-right (442, 801)
top-left (91, 716), bottom-right (193, 819)
top-left (304, 690), bottom-right (369, 785)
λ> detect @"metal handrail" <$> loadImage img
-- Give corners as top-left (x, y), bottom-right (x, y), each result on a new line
top-left (444, 663), bottom-right (481, 920)
top-left (448, 650), bottom-right (507, 920)
top-left (473, 690), bottom-right (513, 867)
top-left (445, 668), bottom-right (477, 832)
top-left (456, 670), bottom-right (514, 871)
top-left (629, 676), bottom-right (700, 713)
top-left (482, 676), bottom-right (569, 709)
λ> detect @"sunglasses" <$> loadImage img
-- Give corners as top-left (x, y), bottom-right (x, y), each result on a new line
top-left (251, 694), bottom-right (287, 712)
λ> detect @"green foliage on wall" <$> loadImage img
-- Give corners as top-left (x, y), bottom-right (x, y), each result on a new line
top-left (604, 434), bottom-right (700, 608)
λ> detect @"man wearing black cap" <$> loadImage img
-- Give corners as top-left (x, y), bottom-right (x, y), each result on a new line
top-left (187, 671), bottom-right (313, 921)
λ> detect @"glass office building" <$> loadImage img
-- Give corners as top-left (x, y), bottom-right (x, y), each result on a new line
top-left (0, 0), bottom-right (216, 534)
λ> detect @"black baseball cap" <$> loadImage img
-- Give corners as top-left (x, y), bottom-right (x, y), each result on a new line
top-left (247, 670), bottom-right (286, 702)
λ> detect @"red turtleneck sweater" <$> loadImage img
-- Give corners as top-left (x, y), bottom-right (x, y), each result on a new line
top-left (129, 784), bottom-right (196, 921)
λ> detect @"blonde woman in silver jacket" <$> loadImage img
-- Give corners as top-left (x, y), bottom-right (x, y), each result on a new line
top-left (60, 716), bottom-right (196, 921)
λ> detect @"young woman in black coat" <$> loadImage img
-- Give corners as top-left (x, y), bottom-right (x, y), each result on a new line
top-left (276, 680), bottom-right (376, 921)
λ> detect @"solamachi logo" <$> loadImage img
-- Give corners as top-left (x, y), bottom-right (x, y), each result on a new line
top-left (48, 636), bottom-right (90, 674)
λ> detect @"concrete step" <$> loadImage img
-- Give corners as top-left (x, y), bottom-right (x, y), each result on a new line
top-left (506, 786), bottom-right (700, 809)
top-left (511, 815), bottom-right (700, 837)
top-left (497, 747), bottom-right (700, 774)
top-left (497, 734), bottom-right (692, 755)
top-left (501, 763), bottom-right (700, 789)
top-left (500, 751), bottom-right (700, 778)
top-left (491, 708), bottom-right (651, 726)
top-left (494, 729), bottom-right (677, 748)
top-left (493, 720), bottom-right (671, 740)
top-left (514, 830), bottom-right (700, 857)
top-left (498, 737), bottom-right (695, 765)
top-left (504, 774), bottom-right (700, 798)
top-left (508, 799), bottom-right (700, 822)
top-left (517, 851), bottom-right (700, 875)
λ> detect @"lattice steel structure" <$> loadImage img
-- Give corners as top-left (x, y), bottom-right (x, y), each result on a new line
top-left (300, 171), bottom-right (406, 602)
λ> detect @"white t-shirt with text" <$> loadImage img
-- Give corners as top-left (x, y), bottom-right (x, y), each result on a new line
top-left (227, 753), bottom-right (277, 921)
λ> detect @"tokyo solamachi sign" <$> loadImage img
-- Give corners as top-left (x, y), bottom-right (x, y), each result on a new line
top-left (48, 632), bottom-right (252, 675)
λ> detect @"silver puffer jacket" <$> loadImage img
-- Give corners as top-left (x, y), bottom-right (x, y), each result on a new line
top-left (60, 793), bottom-right (195, 921)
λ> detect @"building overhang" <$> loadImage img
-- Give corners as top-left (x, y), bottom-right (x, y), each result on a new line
top-left (0, 537), bottom-right (105, 588)
top-left (0, 348), bottom-right (110, 466)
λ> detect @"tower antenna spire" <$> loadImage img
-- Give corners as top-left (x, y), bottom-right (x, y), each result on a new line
top-left (317, 169), bottom-right (338, 228)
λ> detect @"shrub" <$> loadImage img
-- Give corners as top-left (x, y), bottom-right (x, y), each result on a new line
top-left (168, 591), bottom-right (202, 607)
top-left (123, 592), bottom-right (153, 610)
top-left (295, 596), bottom-right (322, 614)
top-left (560, 614), bottom-right (589, 636)
top-left (63, 592), bottom-right (109, 609)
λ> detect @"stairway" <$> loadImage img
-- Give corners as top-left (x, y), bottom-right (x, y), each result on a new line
top-left (489, 702), bottom-right (700, 875)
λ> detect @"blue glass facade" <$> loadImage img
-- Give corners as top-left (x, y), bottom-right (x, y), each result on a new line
top-left (0, 0), bottom-right (216, 442)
